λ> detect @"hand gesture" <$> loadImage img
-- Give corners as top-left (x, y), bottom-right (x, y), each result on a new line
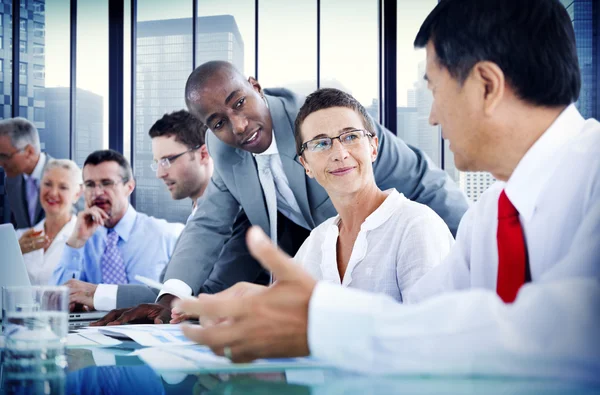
top-left (19, 228), bottom-right (50, 254)
top-left (174, 226), bottom-right (316, 363)
top-left (67, 206), bottom-right (109, 248)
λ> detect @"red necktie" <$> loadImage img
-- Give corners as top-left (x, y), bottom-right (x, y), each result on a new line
top-left (496, 190), bottom-right (527, 303)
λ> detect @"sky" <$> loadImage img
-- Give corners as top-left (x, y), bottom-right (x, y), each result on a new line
top-left (44, 0), bottom-right (438, 146)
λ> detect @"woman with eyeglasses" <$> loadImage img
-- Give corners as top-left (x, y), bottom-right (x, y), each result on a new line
top-left (16, 159), bottom-right (82, 285)
top-left (293, 88), bottom-right (454, 302)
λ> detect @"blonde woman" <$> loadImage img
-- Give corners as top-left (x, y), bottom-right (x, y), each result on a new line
top-left (16, 159), bottom-right (82, 285)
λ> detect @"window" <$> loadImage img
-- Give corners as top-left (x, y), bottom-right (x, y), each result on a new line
top-left (396, 0), bottom-right (440, 166)
top-left (321, 0), bottom-right (379, 120)
top-left (33, 86), bottom-right (44, 101)
top-left (33, 64), bottom-right (44, 80)
top-left (0, 36), bottom-right (3, 50)
top-left (19, 84), bottom-right (27, 97)
top-left (258, 0), bottom-right (316, 94)
top-left (20, 40), bottom-right (26, 53)
top-left (134, 0), bottom-right (193, 223)
top-left (0, 59), bottom-right (3, 82)
top-left (33, 1), bottom-right (44, 16)
top-left (33, 42), bottom-right (44, 57)
top-left (33, 0), bottom-right (73, 160)
top-left (34, 22), bottom-right (44, 38)
top-left (76, 0), bottom-right (108, 166)
top-left (20, 18), bottom-right (27, 40)
top-left (19, 106), bottom-right (27, 117)
top-left (34, 107), bottom-right (44, 122)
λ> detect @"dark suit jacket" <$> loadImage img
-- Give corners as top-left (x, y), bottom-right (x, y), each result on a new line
top-left (6, 153), bottom-right (51, 230)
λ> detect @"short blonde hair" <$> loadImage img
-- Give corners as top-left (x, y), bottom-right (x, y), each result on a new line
top-left (43, 159), bottom-right (82, 188)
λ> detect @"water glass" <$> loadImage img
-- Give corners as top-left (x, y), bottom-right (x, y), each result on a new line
top-left (1, 286), bottom-right (69, 394)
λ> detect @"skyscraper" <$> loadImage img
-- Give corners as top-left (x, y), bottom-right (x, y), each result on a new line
top-left (396, 106), bottom-right (418, 147)
top-left (459, 171), bottom-right (496, 202)
top-left (0, 0), bottom-right (46, 130)
top-left (135, 15), bottom-right (244, 223)
top-left (561, 0), bottom-right (598, 119)
top-left (414, 61), bottom-right (440, 165)
top-left (44, 87), bottom-right (103, 167)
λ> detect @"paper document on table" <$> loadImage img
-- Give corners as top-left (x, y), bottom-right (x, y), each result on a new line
top-left (67, 332), bottom-right (122, 348)
top-left (77, 324), bottom-right (195, 347)
top-left (135, 345), bottom-right (331, 373)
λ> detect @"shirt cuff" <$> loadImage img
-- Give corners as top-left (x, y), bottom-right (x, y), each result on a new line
top-left (94, 284), bottom-right (118, 311)
top-left (157, 279), bottom-right (193, 301)
top-left (62, 245), bottom-right (85, 272)
top-left (308, 282), bottom-right (376, 366)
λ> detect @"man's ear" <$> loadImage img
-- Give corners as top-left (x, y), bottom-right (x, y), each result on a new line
top-left (299, 156), bottom-right (313, 178)
top-left (248, 77), bottom-right (263, 95)
top-left (24, 144), bottom-right (36, 158)
top-left (471, 61), bottom-right (505, 116)
top-left (125, 178), bottom-right (136, 197)
top-left (198, 144), bottom-right (210, 164)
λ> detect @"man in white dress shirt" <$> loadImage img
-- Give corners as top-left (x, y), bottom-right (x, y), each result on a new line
top-left (175, 0), bottom-right (600, 381)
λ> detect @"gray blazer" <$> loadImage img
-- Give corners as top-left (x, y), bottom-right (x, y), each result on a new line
top-left (6, 153), bottom-right (51, 230)
top-left (115, 88), bottom-right (470, 307)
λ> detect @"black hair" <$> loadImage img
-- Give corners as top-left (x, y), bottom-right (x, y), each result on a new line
top-left (83, 149), bottom-right (133, 182)
top-left (414, 0), bottom-right (580, 107)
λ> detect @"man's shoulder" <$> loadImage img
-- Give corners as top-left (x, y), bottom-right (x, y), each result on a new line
top-left (264, 88), bottom-right (305, 116)
top-left (135, 212), bottom-right (185, 238)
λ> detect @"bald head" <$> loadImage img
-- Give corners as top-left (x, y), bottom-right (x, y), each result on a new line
top-left (185, 61), bottom-right (247, 109)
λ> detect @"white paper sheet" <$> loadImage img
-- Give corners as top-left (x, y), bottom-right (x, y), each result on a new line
top-left (134, 345), bottom-right (331, 373)
top-left (77, 324), bottom-right (195, 347)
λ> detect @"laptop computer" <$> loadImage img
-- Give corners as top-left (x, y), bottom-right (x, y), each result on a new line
top-left (0, 223), bottom-right (107, 327)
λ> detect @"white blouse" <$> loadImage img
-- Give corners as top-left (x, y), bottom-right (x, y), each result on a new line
top-left (294, 189), bottom-right (454, 302)
top-left (16, 216), bottom-right (77, 285)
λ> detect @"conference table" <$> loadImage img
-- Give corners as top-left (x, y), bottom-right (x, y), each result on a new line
top-left (2, 340), bottom-right (598, 394)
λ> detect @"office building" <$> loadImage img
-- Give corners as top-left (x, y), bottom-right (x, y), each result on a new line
top-left (0, 0), bottom-right (46, 127)
top-left (561, 0), bottom-right (598, 119)
top-left (135, 15), bottom-right (244, 223)
top-left (460, 171), bottom-right (496, 202)
top-left (44, 87), bottom-right (103, 167)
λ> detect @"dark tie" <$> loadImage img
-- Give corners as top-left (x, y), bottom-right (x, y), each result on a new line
top-left (496, 190), bottom-right (528, 303)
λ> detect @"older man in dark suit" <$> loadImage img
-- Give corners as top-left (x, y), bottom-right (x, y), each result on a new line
top-left (0, 117), bottom-right (51, 230)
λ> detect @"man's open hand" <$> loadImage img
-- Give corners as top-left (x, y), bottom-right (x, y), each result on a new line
top-left (175, 226), bottom-right (317, 363)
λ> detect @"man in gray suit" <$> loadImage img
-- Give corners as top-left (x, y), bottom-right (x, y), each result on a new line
top-left (0, 118), bottom-right (51, 230)
top-left (93, 61), bottom-right (469, 326)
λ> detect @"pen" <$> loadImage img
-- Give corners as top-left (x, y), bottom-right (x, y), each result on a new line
top-left (133, 275), bottom-right (195, 301)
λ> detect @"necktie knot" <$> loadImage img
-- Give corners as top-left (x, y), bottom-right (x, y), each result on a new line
top-left (498, 190), bottom-right (519, 219)
top-left (255, 154), bottom-right (272, 173)
top-left (106, 228), bottom-right (119, 246)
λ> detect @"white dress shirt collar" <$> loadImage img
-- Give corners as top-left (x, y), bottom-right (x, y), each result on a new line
top-left (107, 204), bottom-right (137, 242)
top-left (253, 131), bottom-right (278, 157)
top-left (23, 152), bottom-right (46, 182)
top-left (505, 104), bottom-right (584, 221)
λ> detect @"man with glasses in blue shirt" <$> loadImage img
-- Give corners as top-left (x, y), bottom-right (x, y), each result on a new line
top-left (51, 150), bottom-right (184, 312)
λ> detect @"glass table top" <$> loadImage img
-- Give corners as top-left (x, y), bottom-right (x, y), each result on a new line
top-left (1, 340), bottom-right (598, 394)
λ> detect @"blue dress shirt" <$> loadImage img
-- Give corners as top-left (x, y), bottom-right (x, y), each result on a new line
top-left (51, 204), bottom-right (184, 285)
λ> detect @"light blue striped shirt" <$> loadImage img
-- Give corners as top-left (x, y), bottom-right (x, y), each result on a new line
top-left (51, 204), bottom-right (184, 285)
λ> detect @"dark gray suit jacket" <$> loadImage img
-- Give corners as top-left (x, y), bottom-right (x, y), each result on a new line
top-left (115, 88), bottom-right (470, 307)
top-left (6, 153), bottom-right (51, 230)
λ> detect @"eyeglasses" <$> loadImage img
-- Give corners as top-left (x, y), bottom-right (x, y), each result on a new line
top-left (83, 179), bottom-right (125, 193)
top-left (300, 129), bottom-right (373, 155)
top-left (150, 145), bottom-right (201, 172)
top-left (0, 148), bottom-right (25, 161)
